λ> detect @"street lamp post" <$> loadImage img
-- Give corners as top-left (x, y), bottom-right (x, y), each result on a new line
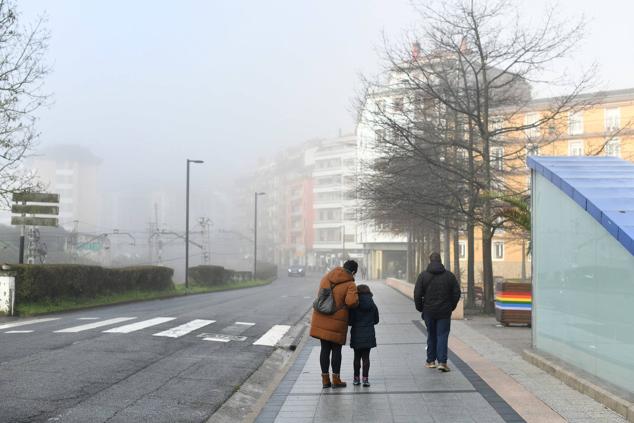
top-left (185, 159), bottom-right (204, 289)
top-left (253, 192), bottom-right (266, 279)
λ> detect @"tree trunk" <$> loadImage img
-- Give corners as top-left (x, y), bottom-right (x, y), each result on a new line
top-left (466, 219), bottom-right (476, 308)
top-left (482, 227), bottom-right (495, 313)
top-left (443, 223), bottom-right (451, 271)
top-left (432, 225), bottom-right (441, 255)
top-left (452, 228), bottom-right (461, 285)
top-left (521, 239), bottom-right (527, 281)
top-left (407, 229), bottom-right (414, 282)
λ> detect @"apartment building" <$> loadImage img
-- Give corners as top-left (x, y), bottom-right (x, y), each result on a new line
top-left (29, 144), bottom-right (102, 232)
top-left (471, 88), bottom-right (634, 281)
top-left (310, 134), bottom-right (363, 270)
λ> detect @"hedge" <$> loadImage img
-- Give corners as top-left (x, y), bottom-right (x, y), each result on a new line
top-left (13, 264), bottom-right (175, 303)
top-left (188, 265), bottom-right (232, 287)
top-left (255, 261), bottom-right (278, 280)
top-left (189, 263), bottom-right (277, 287)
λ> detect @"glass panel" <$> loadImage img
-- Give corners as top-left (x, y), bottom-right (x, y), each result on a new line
top-left (533, 172), bottom-right (634, 394)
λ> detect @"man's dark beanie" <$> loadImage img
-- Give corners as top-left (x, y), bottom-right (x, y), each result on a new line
top-left (429, 252), bottom-right (442, 263)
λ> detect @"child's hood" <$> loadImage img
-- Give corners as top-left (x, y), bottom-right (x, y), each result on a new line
top-left (357, 292), bottom-right (375, 311)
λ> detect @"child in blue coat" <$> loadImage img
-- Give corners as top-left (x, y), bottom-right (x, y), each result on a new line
top-left (348, 284), bottom-right (379, 387)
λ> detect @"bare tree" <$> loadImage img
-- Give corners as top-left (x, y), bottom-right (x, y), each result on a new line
top-left (0, 0), bottom-right (49, 207)
top-left (357, 0), bottom-right (594, 312)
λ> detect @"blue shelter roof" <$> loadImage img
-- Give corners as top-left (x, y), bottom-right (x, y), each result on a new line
top-left (527, 156), bottom-right (634, 256)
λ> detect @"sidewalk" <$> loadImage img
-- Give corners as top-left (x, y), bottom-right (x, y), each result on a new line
top-left (254, 281), bottom-right (626, 423)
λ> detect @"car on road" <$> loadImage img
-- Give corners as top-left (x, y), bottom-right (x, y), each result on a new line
top-left (287, 265), bottom-right (305, 277)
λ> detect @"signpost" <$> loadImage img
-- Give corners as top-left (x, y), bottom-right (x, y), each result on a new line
top-left (11, 192), bottom-right (60, 264)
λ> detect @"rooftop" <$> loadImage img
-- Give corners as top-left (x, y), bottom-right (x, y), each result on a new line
top-left (527, 156), bottom-right (634, 256)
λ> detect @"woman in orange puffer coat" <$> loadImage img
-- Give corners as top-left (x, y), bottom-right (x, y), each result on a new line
top-left (309, 260), bottom-right (359, 388)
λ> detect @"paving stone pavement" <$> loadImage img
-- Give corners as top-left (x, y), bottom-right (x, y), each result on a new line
top-left (254, 280), bottom-right (629, 422)
top-left (256, 281), bottom-right (522, 423)
top-left (451, 320), bottom-right (626, 423)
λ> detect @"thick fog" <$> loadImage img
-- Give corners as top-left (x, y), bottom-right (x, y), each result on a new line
top-left (7, 0), bottom-right (634, 276)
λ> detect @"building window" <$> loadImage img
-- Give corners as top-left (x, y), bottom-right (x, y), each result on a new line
top-left (343, 175), bottom-right (356, 187)
top-left (456, 147), bottom-right (468, 161)
top-left (315, 228), bottom-right (342, 243)
top-left (393, 97), bottom-right (404, 112)
top-left (568, 140), bottom-right (584, 156)
top-left (343, 210), bottom-right (356, 220)
top-left (568, 111), bottom-right (583, 135)
top-left (493, 241), bottom-right (504, 260)
top-left (343, 158), bottom-right (356, 168)
top-left (458, 241), bottom-right (466, 259)
top-left (314, 191), bottom-right (341, 202)
top-left (491, 147), bottom-right (504, 171)
top-left (605, 138), bottom-right (621, 157)
top-left (490, 116), bottom-right (504, 131)
top-left (315, 175), bottom-right (341, 186)
top-left (317, 208), bottom-right (341, 222)
top-left (344, 234), bottom-right (355, 243)
top-left (315, 158), bottom-right (341, 169)
top-left (605, 107), bottom-right (620, 132)
top-left (524, 113), bottom-right (540, 138)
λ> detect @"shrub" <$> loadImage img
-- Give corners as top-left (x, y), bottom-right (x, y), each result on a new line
top-left (189, 265), bottom-right (232, 287)
top-left (13, 264), bottom-right (175, 303)
top-left (255, 261), bottom-right (278, 280)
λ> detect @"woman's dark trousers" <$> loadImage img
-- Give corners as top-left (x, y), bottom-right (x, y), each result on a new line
top-left (320, 340), bottom-right (342, 373)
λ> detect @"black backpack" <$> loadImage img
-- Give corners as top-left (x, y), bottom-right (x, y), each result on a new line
top-left (313, 282), bottom-right (347, 315)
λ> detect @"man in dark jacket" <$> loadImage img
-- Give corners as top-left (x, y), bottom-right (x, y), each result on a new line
top-left (414, 252), bottom-right (461, 372)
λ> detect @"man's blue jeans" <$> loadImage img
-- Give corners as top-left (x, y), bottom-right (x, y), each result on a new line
top-left (423, 313), bottom-right (451, 364)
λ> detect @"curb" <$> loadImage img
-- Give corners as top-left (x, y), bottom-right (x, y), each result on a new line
top-left (522, 349), bottom-right (634, 422)
top-left (206, 307), bottom-right (312, 423)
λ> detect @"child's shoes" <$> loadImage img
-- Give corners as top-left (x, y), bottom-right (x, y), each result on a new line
top-left (353, 376), bottom-right (360, 386)
top-left (362, 377), bottom-right (370, 387)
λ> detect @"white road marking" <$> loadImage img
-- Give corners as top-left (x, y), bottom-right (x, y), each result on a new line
top-left (253, 325), bottom-right (291, 346)
top-left (198, 333), bottom-right (247, 342)
top-left (202, 336), bottom-right (231, 343)
top-left (235, 322), bottom-right (255, 326)
top-left (152, 319), bottom-right (215, 338)
top-left (5, 330), bottom-right (34, 333)
top-left (78, 317), bottom-right (100, 320)
top-left (55, 317), bottom-right (136, 333)
top-left (103, 317), bottom-right (175, 334)
top-left (303, 296), bottom-right (311, 299)
top-left (0, 318), bottom-right (60, 330)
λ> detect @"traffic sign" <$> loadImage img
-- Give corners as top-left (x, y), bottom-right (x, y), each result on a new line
top-left (12, 192), bottom-right (59, 203)
top-left (11, 204), bottom-right (59, 215)
top-left (11, 216), bottom-right (59, 227)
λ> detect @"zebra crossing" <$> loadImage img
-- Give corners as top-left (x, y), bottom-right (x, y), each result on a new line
top-left (0, 316), bottom-right (292, 347)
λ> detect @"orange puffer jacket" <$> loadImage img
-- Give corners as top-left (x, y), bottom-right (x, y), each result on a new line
top-left (309, 267), bottom-right (359, 345)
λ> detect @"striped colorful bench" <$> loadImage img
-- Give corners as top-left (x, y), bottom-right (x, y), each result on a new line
top-left (494, 281), bottom-right (532, 326)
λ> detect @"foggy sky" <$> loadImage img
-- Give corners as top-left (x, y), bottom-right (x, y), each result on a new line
top-left (18, 0), bottom-right (634, 200)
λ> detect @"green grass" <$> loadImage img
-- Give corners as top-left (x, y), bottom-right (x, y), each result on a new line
top-left (15, 278), bottom-right (274, 316)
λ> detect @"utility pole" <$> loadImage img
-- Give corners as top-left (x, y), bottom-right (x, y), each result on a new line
top-left (185, 159), bottom-right (203, 288)
top-left (254, 192), bottom-right (266, 279)
top-left (18, 199), bottom-right (26, 264)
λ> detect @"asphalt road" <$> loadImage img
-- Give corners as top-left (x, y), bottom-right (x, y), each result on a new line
top-left (0, 274), bottom-right (318, 423)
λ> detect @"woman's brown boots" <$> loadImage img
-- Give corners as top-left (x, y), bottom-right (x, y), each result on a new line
top-left (331, 374), bottom-right (347, 388)
top-left (321, 373), bottom-right (331, 388)
top-left (322, 373), bottom-right (347, 388)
